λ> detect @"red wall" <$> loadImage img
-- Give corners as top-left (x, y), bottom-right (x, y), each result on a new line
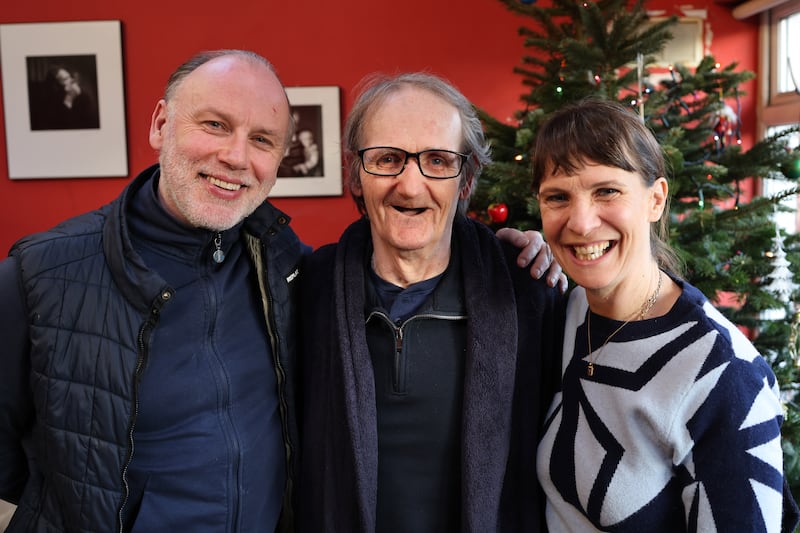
top-left (0, 0), bottom-right (759, 254)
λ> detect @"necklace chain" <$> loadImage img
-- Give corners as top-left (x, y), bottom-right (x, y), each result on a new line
top-left (586, 271), bottom-right (663, 377)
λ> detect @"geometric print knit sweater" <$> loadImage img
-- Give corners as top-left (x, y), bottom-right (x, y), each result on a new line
top-left (536, 279), bottom-right (786, 532)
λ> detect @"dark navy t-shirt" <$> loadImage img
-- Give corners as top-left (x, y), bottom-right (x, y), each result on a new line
top-left (369, 267), bottom-right (443, 323)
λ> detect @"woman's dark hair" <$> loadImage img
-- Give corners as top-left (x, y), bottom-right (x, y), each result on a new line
top-left (531, 98), bottom-right (682, 275)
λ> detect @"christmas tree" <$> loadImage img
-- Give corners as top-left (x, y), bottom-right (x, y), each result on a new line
top-left (474, 0), bottom-right (800, 498)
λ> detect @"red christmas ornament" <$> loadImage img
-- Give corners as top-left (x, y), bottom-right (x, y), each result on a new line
top-left (487, 203), bottom-right (509, 224)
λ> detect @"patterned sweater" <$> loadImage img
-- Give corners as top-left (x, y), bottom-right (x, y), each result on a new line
top-left (537, 279), bottom-right (789, 532)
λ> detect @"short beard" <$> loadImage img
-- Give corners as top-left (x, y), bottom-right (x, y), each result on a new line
top-left (157, 135), bottom-right (262, 232)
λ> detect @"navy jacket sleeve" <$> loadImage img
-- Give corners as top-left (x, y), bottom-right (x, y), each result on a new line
top-left (0, 256), bottom-right (33, 503)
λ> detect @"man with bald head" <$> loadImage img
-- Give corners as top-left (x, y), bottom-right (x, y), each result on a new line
top-left (0, 50), bottom-right (303, 532)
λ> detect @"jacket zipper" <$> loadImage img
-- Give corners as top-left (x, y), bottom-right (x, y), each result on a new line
top-left (118, 291), bottom-right (170, 533)
top-left (367, 311), bottom-right (468, 392)
top-left (393, 326), bottom-right (404, 391)
top-left (205, 266), bottom-right (242, 532)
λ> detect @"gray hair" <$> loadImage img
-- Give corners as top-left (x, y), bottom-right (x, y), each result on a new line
top-left (342, 72), bottom-right (491, 216)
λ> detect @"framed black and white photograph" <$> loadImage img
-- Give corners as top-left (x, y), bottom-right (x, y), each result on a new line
top-left (0, 20), bottom-right (127, 179)
top-left (271, 86), bottom-right (342, 197)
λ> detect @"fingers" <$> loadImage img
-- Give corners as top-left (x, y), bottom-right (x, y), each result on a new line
top-left (496, 227), bottom-right (542, 269)
top-left (528, 240), bottom-right (551, 279)
top-left (535, 245), bottom-right (568, 292)
top-left (496, 227), bottom-right (534, 249)
top-left (557, 272), bottom-right (568, 293)
top-left (544, 261), bottom-right (568, 293)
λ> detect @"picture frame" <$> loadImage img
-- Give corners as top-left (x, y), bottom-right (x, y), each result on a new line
top-left (271, 86), bottom-right (342, 197)
top-left (644, 17), bottom-right (705, 67)
top-left (0, 20), bottom-right (128, 179)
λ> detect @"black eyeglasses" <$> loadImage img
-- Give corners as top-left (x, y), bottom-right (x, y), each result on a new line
top-left (357, 146), bottom-right (469, 179)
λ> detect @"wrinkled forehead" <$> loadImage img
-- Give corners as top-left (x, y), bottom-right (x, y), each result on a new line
top-left (362, 87), bottom-right (462, 146)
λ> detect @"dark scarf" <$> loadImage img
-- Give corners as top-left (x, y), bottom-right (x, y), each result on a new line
top-left (320, 215), bottom-right (519, 531)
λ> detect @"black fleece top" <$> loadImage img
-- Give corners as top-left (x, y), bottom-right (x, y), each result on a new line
top-left (365, 244), bottom-right (466, 532)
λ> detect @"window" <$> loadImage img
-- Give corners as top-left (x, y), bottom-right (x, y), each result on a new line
top-left (765, 0), bottom-right (800, 122)
top-left (761, 124), bottom-right (799, 232)
top-left (759, 0), bottom-right (800, 234)
top-left (776, 10), bottom-right (799, 94)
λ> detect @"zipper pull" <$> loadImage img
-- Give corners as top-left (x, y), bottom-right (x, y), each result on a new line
top-left (212, 232), bottom-right (225, 263)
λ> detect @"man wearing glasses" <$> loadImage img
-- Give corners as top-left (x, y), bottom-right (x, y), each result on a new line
top-left (297, 72), bottom-right (565, 532)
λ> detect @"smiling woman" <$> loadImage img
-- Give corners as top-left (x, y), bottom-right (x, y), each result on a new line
top-left (531, 98), bottom-right (796, 532)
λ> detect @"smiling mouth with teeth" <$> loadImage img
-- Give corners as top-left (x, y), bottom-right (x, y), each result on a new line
top-left (207, 175), bottom-right (242, 191)
top-left (573, 241), bottom-right (611, 261)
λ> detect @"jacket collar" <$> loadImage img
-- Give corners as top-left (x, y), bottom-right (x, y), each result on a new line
top-left (103, 163), bottom-right (294, 314)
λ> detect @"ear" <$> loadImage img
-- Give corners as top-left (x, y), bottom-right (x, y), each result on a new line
top-left (148, 100), bottom-right (169, 151)
top-left (349, 173), bottom-right (363, 198)
top-left (649, 177), bottom-right (669, 222)
top-left (459, 175), bottom-right (475, 201)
